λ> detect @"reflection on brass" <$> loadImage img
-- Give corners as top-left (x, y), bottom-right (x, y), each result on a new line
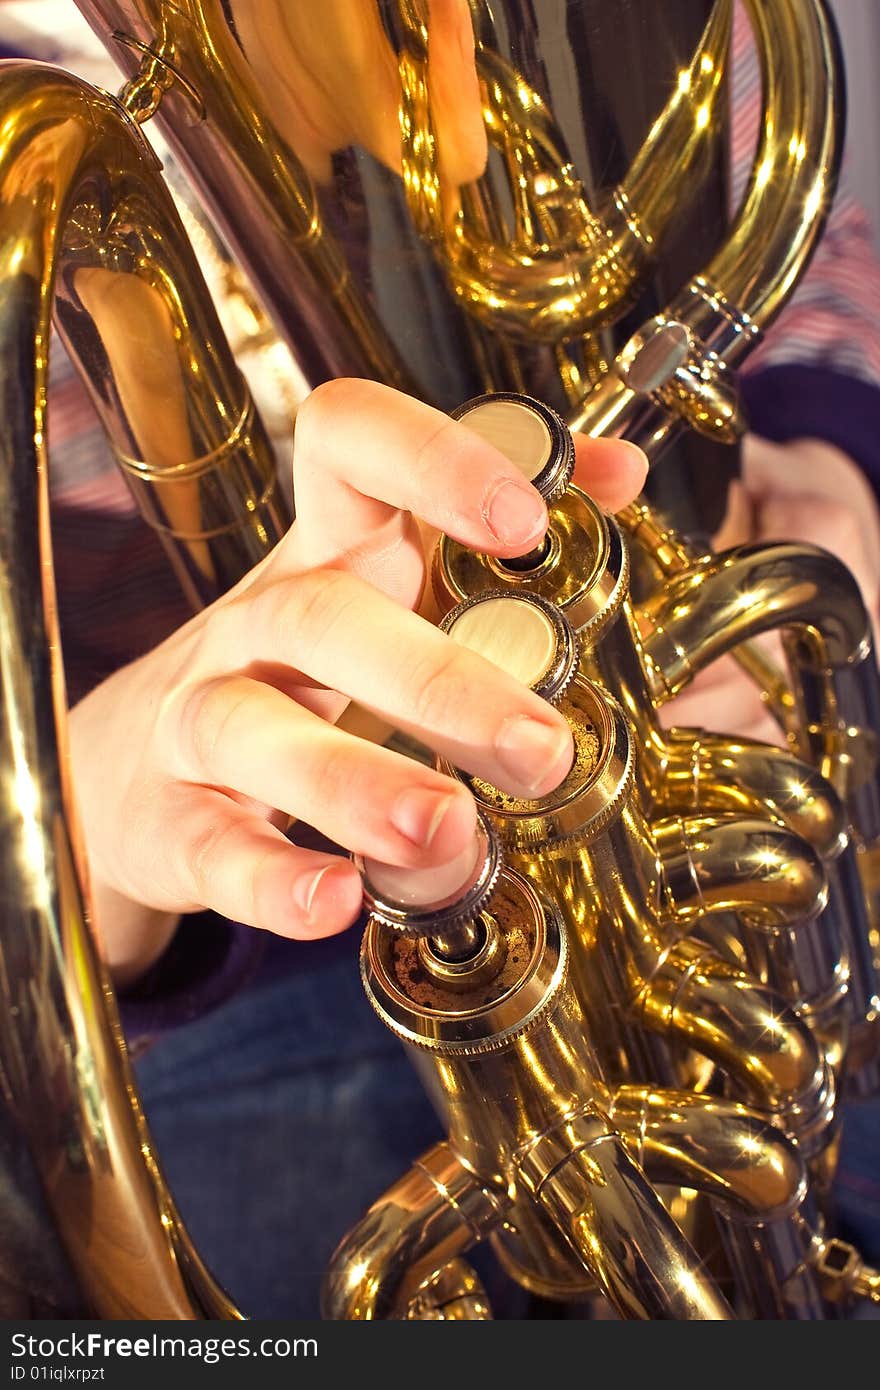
top-left (1, 0), bottom-right (877, 1323)
top-left (0, 61), bottom-right (278, 1316)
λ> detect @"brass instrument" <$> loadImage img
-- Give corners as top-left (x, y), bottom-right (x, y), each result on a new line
top-left (1, 0), bottom-right (879, 1318)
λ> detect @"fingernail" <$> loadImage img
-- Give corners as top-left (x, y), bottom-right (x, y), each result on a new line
top-left (389, 788), bottom-right (455, 848)
top-left (495, 715), bottom-right (573, 795)
top-left (292, 863), bottom-right (343, 920)
top-left (484, 478), bottom-right (547, 546)
top-left (362, 838), bottom-right (480, 910)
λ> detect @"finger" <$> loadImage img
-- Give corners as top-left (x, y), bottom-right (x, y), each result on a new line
top-left (757, 493), bottom-right (879, 624)
top-left (165, 786), bottom-right (363, 938)
top-left (291, 378), bottom-right (549, 566)
top-left (221, 569), bottom-right (574, 796)
top-left (174, 675), bottom-right (480, 866)
top-left (712, 478), bottom-right (755, 550)
top-left (657, 656), bottom-right (787, 747)
top-left (573, 433), bottom-right (648, 513)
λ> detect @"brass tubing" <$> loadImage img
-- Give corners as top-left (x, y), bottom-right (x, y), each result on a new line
top-left (74, 0), bottom-right (416, 392)
top-left (404, 1260), bottom-right (492, 1321)
top-left (654, 814), bottom-right (828, 933)
top-left (794, 639), bottom-right (880, 844)
top-left (518, 1111), bottom-right (732, 1320)
top-left (641, 542), bottom-right (880, 890)
top-left (638, 940), bottom-right (835, 1158)
top-left (0, 60), bottom-right (286, 609)
top-left (619, 499), bottom-right (798, 736)
top-left (652, 813), bottom-right (847, 1054)
top-left (659, 731), bottom-right (848, 859)
top-left (423, 0), bottom-right (732, 340)
top-left (672, 0), bottom-right (842, 362)
top-left (361, 865), bottom-right (732, 1314)
top-left (624, 520), bottom-right (878, 1088)
top-left (460, 680), bottom-right (834, 1139)
top-left (831, 838), bottom-right (880, 1093)
top-left (609, 1085), bottom-right (830, 1318)
top-left (608, 1085), bottom-right (807, 1223)
top-left (3, 59), bottom-right (290, 609)
top-left (569, 0), bottom-right (842, 448)
top-left (718, 1208), bottom-right (828, 1320)
top-left (642, 543), bottom-right (870, 696)
top-left (321, 1144), bottom-right (503, 1321)
top-left (0, 62), bottom-right (255, 1316)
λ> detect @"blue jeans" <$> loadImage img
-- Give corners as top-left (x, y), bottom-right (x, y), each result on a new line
top-left (134, 931), bottom-right (444, 1319)
top-left (134, 929), bottom-right (880, 1320)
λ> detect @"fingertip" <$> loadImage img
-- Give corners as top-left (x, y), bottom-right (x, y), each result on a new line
top-left (572, 435), bottom-right (648, 512)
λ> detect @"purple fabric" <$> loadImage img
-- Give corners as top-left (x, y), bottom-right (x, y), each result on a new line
top-left (742, 365), bottom-right (880, 499)
top-left (118, 912), bottom-right (266, 1053)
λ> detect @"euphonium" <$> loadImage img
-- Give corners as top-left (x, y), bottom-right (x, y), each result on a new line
top-left (1, 0), bottom-right (879, 1317)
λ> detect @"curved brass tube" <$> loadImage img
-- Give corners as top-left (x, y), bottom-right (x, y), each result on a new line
top-left (618, 499), bottom-right (798, 735)
top-left (608, 1086), bottom-right (806, 1222)
top-left (398, 0), bottom-right (732, 340)
top-left (75, 0), bottom-right (417, 391)
top-left (0, 60), bottom-right (286, 1317)
top-left (638, 940), bottom-right (835, 1157)
top-left (639, 540), bottom-right (880, 861)
top-left (641, 543), bottom-right (869, 697)
top-left (7, 58), bottom-right (289, 609)
top-left (659, 730), bottom-right (847, 859)
top-left (654, 814), bottom-right (828, 932)
top-left (674, 0), bottom-right (842, 360)
top-left (652, 814), bottom-right (849, 1064)
top-left (570, 0), bottom-right (841, 447)
top-left (616, 519), bottom-right (878, 1088)
top-left (610, 1085), bottom-right (830, 1318)
top-left (321, 1144), bottom-right (503, 1321)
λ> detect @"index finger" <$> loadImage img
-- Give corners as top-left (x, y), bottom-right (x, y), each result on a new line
top-left (291, 379), bottom-right (648, 566)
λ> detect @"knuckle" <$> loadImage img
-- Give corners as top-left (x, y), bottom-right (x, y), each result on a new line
top-left (182, 678), bottom-right (252, 776)
top-left (274, 568), bottom-right (360, 668)
top-left (294, 378), bottom-right (373, 460)
top-left (186, 812), bottom-right (242, 901)
top-left (406, 643), bottom-right (466, 730)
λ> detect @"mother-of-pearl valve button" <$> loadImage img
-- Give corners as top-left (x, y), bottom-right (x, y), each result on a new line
top-left (448, 596), bottom-right (556, 689)
top-left (453, 392), bottom-right (575, 504)
top-left (441, 590), bottom-right (579, 705)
